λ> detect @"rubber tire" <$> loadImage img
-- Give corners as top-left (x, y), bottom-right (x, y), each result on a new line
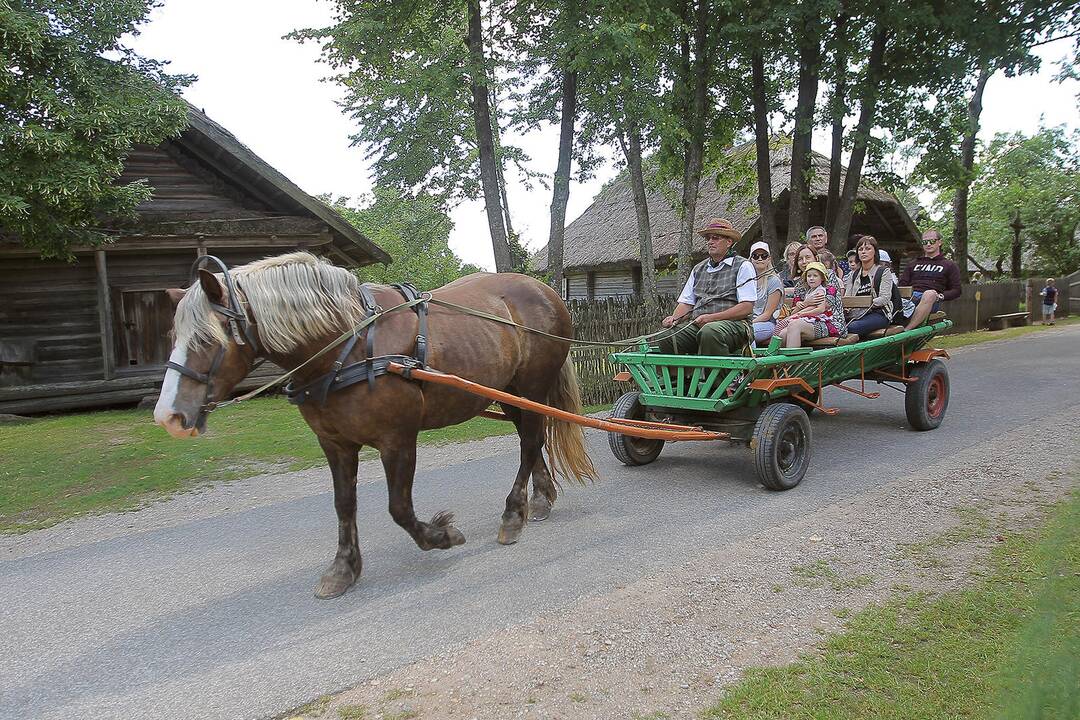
top-left (905, 358), bottom-right (949, 431)
top-left (778, 387), bottom-right (819, 416)
top-left (608, 391), bottom-right (664, 466)
top-left (753, 402), bottom-right (811, 491)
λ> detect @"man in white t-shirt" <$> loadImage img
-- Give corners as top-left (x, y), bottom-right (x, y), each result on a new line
top-left (658, 218), bottom-right (756, 356)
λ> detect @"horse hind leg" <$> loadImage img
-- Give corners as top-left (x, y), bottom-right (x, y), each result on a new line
top-left (529, 455), bottom-right (557, 521)
top-left (315, 437), bottom-right (364, 600)
top-left (498, 409), bottom-right (545, 545)
top-left (382, 436), bottom-right (466, 551)
top-left (497, 402), bottom-right (557, 524)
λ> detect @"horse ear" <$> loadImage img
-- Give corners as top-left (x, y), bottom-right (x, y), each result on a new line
top-left (165, 288), bottom-right (186, 307)
top-left (198, 269), bottom-right (224, 304)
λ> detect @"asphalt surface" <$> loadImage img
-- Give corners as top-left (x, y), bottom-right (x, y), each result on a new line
top-left (3, 326), bottom-right (1078, 720)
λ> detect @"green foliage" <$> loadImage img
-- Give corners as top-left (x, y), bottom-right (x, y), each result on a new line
top-left (0, 0), bottom-right (191, 259)
top-left (328, 187), bottom-right (481, 290)
top-left (936, 127), bottom-right (1080, 274)
top-left (290, 1), bottom-right (526, 207)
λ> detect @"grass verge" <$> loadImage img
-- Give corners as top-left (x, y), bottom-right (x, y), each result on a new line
top-left (702, 489), bottom-right (1080, 720)
top-left (0, 396), bottom-right (606, 534)
top-left (934, 315), bottom-right (1078, 350)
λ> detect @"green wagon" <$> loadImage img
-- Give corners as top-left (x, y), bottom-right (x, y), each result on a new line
top-left (607, 319), bottom-right (953, 490)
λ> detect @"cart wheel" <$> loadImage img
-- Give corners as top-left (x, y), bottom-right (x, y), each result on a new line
top-left (752, 403), bottom-right (811, 491)
top-left (778, 387), bottom-right (819, 416)
top-left (905, 359), bottom-right (949, 431)
top-left (608, 391), bottom-right (664, 466)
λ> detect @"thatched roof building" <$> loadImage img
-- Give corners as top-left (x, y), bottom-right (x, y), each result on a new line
top-left (533, 140), bottom-right (921, 297)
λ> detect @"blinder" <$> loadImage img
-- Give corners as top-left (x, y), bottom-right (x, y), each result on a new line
top-left (165, 256), bottom-right (263, 424)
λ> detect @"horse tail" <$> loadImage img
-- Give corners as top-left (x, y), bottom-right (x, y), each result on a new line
top-left (544, 357), bottom-right (599, 485)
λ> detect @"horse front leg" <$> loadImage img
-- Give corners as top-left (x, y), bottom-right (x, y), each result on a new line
top-left (381, 435), bottom-right (466, 550)
top-left (498, 411), bottom-right (545, 545)
top-left (315, 437), bottom-right (363, 600)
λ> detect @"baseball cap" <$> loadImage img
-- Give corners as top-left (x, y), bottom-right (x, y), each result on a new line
top-left (879, 249), bottom-right (892, 263)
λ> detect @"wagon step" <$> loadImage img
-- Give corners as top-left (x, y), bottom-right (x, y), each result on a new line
top-left (387, 362), bottom-right (729, 442)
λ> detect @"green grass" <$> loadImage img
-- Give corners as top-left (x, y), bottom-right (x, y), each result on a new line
top-left (0, 396), bottom-right (606, 534)
top-left (702, 490), bottom-right (1080, 720)
top-left (934, 315), bottom-right (1079, 350)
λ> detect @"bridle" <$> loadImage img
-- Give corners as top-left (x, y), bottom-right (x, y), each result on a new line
top-left (165, 256), bottom-right (263, 424)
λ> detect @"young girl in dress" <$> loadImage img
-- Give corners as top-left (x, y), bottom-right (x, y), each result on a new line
top-left (774, 262), bottom-right (847, 348)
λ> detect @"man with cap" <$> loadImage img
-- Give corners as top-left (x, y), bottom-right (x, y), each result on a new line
top-left (878, 248), bottom-right (893, 271)
top-left (658, 218), bottom-right (756, 356)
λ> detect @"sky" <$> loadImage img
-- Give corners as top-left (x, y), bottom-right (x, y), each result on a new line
top-left (128, 1), bottom-right (1078, 270)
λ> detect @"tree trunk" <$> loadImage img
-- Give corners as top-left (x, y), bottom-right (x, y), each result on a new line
top-left (1011, 231), bottom-right (1022, 278)
top-left (831, 27), bottom-right (887, 247)
top-left (786, 21), bottom-right (823, 245)
top-left (466, 0), bottom-right (512, 272)
top-left (751, 51), bottom-right (779, 256)
top-left (677, 0), bottom-right (711, 288)
top-left (951, 65), bottom-right (991, 284)
top-left (618, 122), bottom-right (658, 312)
top-left (547, 68), bottom-right (578, 294)
top-left (824, 11), bottom-right (849, 251)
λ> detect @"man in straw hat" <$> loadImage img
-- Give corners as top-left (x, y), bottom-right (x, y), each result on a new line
top-left (658, 218), bottom-right (756, 356)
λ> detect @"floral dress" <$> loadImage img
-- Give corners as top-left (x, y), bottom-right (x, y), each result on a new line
top-left (773, 283), bottom-right (848, 339)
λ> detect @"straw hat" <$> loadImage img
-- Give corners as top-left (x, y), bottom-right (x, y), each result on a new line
top-left (696, 218), bottom-right (741, 242)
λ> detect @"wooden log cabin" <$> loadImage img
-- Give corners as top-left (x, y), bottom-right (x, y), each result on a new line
top-left (0, 106), bottom-right (390, 414)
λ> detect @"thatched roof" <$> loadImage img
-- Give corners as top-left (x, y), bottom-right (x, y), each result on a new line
top-left (532, 139), bottom-right (920, 272)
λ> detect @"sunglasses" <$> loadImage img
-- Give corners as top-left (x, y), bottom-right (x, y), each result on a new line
top-left (751, 252), bottom-right (770, 260)
top-left (924, 238), bottom-right (940, 245)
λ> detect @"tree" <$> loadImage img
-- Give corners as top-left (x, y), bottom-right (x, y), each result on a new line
top-left (291, 1), bottom-right (521, 271)
top-left (961, 128), bottom-right (1080, 277)
top-left (330, 188), bottom-right (483, 289)
top-left (0, 0), bottom-right (190, 259)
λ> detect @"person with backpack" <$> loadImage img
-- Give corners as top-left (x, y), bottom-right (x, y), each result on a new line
top-left (844, 235), bottom-right (897, 340)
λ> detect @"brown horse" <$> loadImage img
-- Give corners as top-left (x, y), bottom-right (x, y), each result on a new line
top-left (154, 252), bottom-right (596, 598)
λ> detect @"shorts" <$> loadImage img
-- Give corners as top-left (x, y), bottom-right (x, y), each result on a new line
top-left (1043, 303), bottom-right (1056, 316)
top-left (911, 291), bottom-right (942, 313)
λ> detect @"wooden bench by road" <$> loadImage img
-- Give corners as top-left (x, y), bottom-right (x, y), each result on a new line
top-left (987, 311), bottom-right (1029, 331)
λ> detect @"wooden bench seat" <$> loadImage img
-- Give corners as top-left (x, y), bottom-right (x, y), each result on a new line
top-left (987, 311), bottom-right (1028, 331)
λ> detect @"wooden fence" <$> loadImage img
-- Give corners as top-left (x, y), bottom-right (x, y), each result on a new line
top-left (1030, 270), bottom-right (1077, 321)
top-left (568, 295), bottom-right (674, 405)
top-left (944, 281), bottom-right (1025, 333)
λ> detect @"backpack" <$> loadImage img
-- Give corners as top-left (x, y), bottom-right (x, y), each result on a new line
top-left (866, 267), bottom-right (903, 323)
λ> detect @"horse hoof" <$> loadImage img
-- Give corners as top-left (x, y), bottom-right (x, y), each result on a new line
top-left (314, 563), bottom-right (358, 599)
top-left (497, 520), bottom-right (525, 545)
top-left (528, 495), bottom-right (553, 522)
top-left (314, 574), bottom-right (353, 600)
top-left (445, 525), bottom-right (466, 547)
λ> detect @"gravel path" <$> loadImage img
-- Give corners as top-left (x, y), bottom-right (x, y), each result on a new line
top-left (296, 414), bottom-right (1079, 720)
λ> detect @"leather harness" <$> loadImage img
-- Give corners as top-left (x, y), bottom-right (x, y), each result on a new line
top-left (283, 281), bottom-right (430, 406)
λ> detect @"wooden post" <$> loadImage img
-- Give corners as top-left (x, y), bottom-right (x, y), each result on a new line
top-left (95, 250), bottom-right (116, 380)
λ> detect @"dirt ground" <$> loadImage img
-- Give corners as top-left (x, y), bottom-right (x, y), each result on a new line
top-left (287, 407), bottom-right (1080, 720)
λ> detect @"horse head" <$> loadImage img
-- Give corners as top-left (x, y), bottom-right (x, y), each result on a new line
top-left (154, 267), bottom-right (260, 438)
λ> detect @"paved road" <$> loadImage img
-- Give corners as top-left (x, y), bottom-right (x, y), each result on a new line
top-left (3, 327), bottom-right (1078, 720)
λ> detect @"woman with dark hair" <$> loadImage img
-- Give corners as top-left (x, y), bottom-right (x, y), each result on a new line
top-left (844, 235), bottom-right (895, 339)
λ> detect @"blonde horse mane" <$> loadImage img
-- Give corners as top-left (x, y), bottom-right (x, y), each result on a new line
top-left (173, 252), bottom-right (368, 354)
